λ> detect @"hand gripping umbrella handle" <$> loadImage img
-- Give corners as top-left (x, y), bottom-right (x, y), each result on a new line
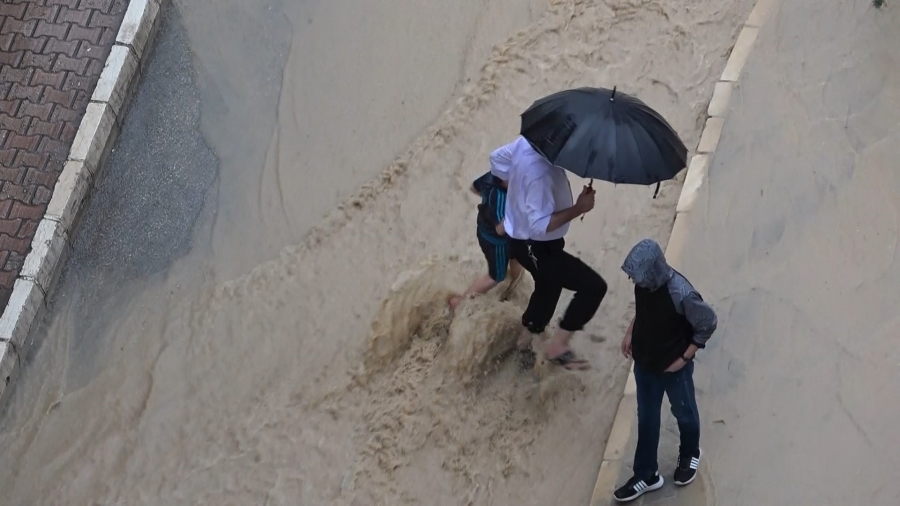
top-left (580, 179), bottom-right (593, 222)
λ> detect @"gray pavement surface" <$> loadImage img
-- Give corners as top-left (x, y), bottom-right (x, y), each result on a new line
top-left (73, 4), bottom-right (217, 284)
top-left (614, 0), bottom-right (900, 504)
top-left (8, 5), bottom-right (218, 401)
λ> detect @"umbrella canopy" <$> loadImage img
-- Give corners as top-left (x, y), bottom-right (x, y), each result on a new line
top-left (520, 87), bottom-right (688, 191)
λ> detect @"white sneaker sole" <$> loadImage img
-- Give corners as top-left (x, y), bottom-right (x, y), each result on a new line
top-left (674, 448), bottom-right (702, 486)
top-left (614, 476), bottom-right (664, 502)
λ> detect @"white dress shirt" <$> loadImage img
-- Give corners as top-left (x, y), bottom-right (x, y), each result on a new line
top-left (489, 136), bottom-right (574, 241)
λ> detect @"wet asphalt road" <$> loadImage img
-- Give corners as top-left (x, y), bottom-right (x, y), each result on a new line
top-left (25, 6), bottom-right (217, 376)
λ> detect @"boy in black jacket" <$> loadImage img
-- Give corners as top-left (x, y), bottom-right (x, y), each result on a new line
top-left (614, 239), bottom-right (718, 503)
top-left (449, 171), bottom-right (523, 311)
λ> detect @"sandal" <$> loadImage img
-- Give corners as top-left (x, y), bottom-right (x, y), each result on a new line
top-left (546, 350), bottom-right (591, 371)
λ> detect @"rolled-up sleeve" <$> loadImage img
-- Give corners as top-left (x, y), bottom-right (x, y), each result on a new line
top-left (524, 176), bottom-right (555, 236)
top-left (489, 142), bottom-right (514, 181)
top-left (682, 293), bottom-right (718, 348)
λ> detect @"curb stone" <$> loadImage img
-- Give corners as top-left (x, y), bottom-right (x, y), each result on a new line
top-left (0, 0), bottom-right (165, 407)
top-left (588, 0), bottom-right (781, 503)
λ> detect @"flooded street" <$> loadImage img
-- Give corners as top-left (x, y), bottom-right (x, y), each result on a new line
top-left (0, 0), bottom-right (753, 504)
top-left (183, 0), bottom-right (548, 278)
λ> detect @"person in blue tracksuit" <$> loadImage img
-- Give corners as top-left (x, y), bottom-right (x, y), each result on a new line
top-left (449, 171), bottom-right (523, 311)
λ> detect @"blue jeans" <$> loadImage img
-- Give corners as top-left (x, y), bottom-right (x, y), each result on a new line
top-left (633, 360), bottom-right (701, 480)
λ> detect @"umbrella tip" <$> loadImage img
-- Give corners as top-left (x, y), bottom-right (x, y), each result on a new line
top-left (610, 86), bottom-right (616, 101)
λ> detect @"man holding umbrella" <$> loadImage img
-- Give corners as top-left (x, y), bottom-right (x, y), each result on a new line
top-left (496, 86), bottom-right (689, 370)
top-left (490, 136), bottom-right (605, 370)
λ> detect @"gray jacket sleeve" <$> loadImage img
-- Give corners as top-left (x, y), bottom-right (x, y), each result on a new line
top-left (681, 293), bottom-right (718, 348)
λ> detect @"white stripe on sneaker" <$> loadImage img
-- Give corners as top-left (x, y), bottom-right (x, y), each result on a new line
top-left (615, 475), bottom-right (665, 503)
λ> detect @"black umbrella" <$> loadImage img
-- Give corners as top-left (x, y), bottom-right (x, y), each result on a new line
top-left (520, 86), bottom-right (687, 197)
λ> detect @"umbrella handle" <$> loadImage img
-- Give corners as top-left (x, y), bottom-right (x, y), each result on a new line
top-left (580, 179), bottom-right (593, 222)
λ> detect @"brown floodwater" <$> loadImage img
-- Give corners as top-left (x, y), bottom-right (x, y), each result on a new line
top-left (0, 0), bottom-right (753, 504)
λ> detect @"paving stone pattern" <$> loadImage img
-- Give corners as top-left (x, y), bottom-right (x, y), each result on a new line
top-left (0, 0), bottom-right (126, 308)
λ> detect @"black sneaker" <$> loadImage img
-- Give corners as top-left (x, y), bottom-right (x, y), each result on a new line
top-left (613, 473), bottom-right (664, 502)
top-left (673, 449), bottom-right (702, 486)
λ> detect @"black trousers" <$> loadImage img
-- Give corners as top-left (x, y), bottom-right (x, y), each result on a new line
top-left (509, 238), bottom-right (607, 334)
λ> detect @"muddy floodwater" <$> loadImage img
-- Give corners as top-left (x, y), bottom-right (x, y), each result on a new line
top-left (0, 0), bottom-right (753, 504)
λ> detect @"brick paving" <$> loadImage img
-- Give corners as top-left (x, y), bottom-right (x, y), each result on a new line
top-left (0, 0), bottom-right (126, 308)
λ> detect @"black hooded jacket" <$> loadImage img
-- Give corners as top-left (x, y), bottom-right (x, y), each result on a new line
top-left (622, 239), bottom-right (718, 372)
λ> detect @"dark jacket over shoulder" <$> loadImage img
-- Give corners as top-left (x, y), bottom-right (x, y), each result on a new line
top-left (472, 171), bottom-right (507, 241)
top-left (622, 239), bottom-right (718, 372)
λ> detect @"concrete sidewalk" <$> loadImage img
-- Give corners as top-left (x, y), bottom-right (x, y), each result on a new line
top-left (612, 0), bottom-right (900, 504)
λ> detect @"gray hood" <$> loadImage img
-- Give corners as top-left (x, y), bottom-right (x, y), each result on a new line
top-left (622, 239), bottom-right (674, 290)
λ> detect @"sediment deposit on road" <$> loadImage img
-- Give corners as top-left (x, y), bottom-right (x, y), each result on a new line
top-left (0, 0), bottom-right (752, 503)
